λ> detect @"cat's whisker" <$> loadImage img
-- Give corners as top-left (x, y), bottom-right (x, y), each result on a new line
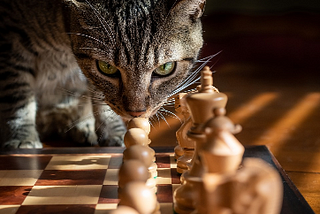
top-left (157, 111), bottom-right (170, 128)
top-left (64, 110), bottom-right (99, 133)
top-left (148, 118), bottom-right (155, 129)
top-left (159, 107), bottom-right (182, 123)
top-left (66, 32), bottom-right (108, 47)
top-left (168, 53), bottom-right (220, 97)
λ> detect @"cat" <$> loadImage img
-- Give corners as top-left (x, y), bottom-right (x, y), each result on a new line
top-left (0, 0), bottom-right (206, 148)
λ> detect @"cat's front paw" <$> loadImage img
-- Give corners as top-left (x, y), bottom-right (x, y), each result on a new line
top-left (68, 121), bottom-right (98, 146)
top-left (98, 134), bottom-right (125, 147)
top-left (3, 140), bottom-right (43, 149)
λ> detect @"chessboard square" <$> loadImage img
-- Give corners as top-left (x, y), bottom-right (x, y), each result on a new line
top-left (98, 185), bottom-right (119, 204)
top-left (157, 184), bottom-right (173, 203)
top-left (45, 155), bottom-right (111, 170)
top-left (172, 184), bottom-right (181, 194)
top-left (16, 205), bottom-right (96, 214)
top-left (22, 185), bottom-right (102, 205)
top-left (94, 204), bottom-right (118, 214)
top-left (156, 168), bottom-right (172, 184)
top-left (170, 154), bottom-right (177, 168)
top-left (103, 169), bottom-right (119, 185)
top-left (0, 156), bottom-right (52, 170)
top-left (160, 203), bottom-right (174, 214)
top-left (170, 168), bottom-right (181, 184)
top-left (35, 169), bottom-right (106, 186)
top-left (0, 170), bottom-right (43, 186)
top-left (107, 155), bottom-right (123, 169)
top-left (0, 186), bottom-right (32, 205)
top-left (156, 154), bottom-right (171, 168)
top-left (0, 205), bottom-right (20, 214)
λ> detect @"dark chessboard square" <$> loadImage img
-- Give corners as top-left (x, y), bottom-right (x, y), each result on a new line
top-left (107, 154), bottom-right (123, 169)
top-left (16, 205), bottom-right (96, 214)
top-left (156, 154), bottom-right (171, 168)
top-left (157, 184), bottom-right (173, 203)
top-left (0, 156), bottom-right (52, 170)
top-left (170, 168), bottom-right (181, 184)
top-left (0, 186), bottom-right (32, 205)
top-left (35, 169), bottom-right (107, 186)
top-left (98, 185), bottom-right (120, 204)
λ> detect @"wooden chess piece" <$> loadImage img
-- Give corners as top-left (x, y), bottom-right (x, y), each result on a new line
top-left (127, 117), bottom-right (151, 144)
top-left (174, 67), bottom-right (226, 213)
top-left (123, 144), bottom-right (157, 192)
top-left (202, 158), bottom-right (283, 214)
top-left (125, 118), bottom-right (158, 188)
top-left (175, 93), bottom-right (196, 174)
top-left (201, 107), bottom-right (244, 174)
top-left (118, 181), bottom-right (160, 214)
top-left (174, 93), bottom-right (187, 160)
top-left (124, 128), bottom-right (149, 147)
top-left (194, 107), bottom-right (243, 214)
top-left (118, 159), bottom-right (149, 190)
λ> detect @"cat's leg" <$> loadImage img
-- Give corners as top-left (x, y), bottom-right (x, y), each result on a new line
top-left (0, 79), bottom-right (42, 148)
top-left (93, 103), bottom-right (126, 147)
top-left (36, 82), bottom-right (98, 146)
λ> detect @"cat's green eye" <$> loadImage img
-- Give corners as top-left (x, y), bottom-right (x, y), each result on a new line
top-left (154, 62), bottom-right (176, 76)
top-left (97, 60), bottom-right (119, 76)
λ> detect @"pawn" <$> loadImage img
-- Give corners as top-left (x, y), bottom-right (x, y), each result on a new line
top-left (127, 118), bottom-right (151, 134)
top-left (119, 181), bottom-right (159, 214)
top-left (123, 144), bottom-right (158, 191)
top-left (123, 144), bottom-right (155, 167)
top-left (124, 128), bottom-right (149, 147)
top-left (118, 160), bottom-right (149, 190)
top-left (109, 205), bottom-right (139, 214)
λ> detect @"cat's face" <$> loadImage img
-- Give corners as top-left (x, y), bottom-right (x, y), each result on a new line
top-left (68, 0), bottom-right (205, 119)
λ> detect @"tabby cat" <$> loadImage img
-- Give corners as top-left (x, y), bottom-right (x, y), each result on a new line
top-left (0, 0), bottom-right (206, 148)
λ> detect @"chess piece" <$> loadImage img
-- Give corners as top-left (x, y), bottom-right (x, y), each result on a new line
top-left (124, 128), bottom-right (149, 147)
top-left (109, 205), bottom-right (139, 214)
top-left (175, 93), bottom-right (196, 174)
top-left (202, 158), bottom-right (283, 214)
top-left (123, 144), bottom-right (155, 168)
top-left (127, 117), bottom-right (151, 144)
top-left (194, 107), bottom-right (243, 214)
top-left (123, 144), bottom-right (157, 192)
top-left (119, 181), bottom-right (159, 214)
top-left (174, 93), bottom-right (190, 160)
top-left (118, 159), bottom-right (149, 190)
top-left (174, 67), bottom-right (226, 213)
top-left (201, 107), bottom-right (244, 174)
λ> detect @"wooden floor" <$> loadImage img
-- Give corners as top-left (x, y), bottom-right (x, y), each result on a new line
top-left (41, 13), bottom-right (320, 213)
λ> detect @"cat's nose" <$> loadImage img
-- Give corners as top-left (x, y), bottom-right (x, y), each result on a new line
top-left (128, 110), bottom-right (146, 117)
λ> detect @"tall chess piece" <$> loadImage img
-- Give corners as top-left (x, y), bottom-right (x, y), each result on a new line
top-left (173, 66), bottom-right (226, 214)
top-left (175, 93), bottom-right (195, 174)
top-left (195, 107), bottom-right (243, 214)
top-left (174, 93), bottom-right (189, 160)
top-left (199, 108), bottom-right (282, 214)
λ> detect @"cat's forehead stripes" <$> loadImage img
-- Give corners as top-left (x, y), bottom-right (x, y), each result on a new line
top-left (110, 0), bottom-right (165, 71)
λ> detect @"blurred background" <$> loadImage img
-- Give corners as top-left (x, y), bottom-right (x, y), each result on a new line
top-left (149, 1), bottom-right (320, 212)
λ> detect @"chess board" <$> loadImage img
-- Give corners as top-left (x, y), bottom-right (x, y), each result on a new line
top-left (0, 146), bottom-right (315, 214)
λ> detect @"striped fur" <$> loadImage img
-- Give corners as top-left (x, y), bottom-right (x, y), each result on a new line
top-left (0, 0), bottom-right (205, 148)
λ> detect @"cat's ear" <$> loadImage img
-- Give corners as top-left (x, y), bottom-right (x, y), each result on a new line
top-left (171, 0), bottom-right (206, 20)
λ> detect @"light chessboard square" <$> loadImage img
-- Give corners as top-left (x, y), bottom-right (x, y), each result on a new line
top-left (45, 155), bottom-right (111, 170)
top-left (0, 205), bottom-right (20, 214)
top-left (22, 185), bottom-right (102, 205)
top-left (0, 170), bottom-right (43, 186)
top-left (103, 169), bottom-right (119, 185)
